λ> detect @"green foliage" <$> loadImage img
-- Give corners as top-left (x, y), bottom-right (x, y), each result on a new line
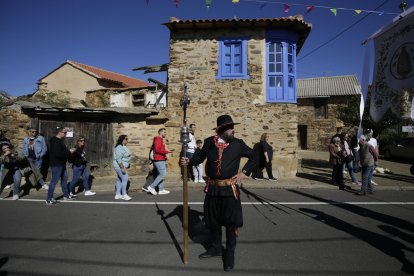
top-left (32, 90), bottom-right (71, 107)
top-left (336, 90), bottom-right (402, 137)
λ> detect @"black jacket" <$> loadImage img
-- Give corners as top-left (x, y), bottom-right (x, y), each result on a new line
top-left (189, 136), bottom-right (255, 180)
top-left (49, 136), bottom-right (70, 166)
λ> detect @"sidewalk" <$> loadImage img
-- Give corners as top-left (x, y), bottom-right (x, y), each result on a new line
top-left (88, 150), bottom-right (414, 193)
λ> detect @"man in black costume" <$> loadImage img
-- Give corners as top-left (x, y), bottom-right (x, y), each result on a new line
top-left (181, 115), bottom-right (255, 271)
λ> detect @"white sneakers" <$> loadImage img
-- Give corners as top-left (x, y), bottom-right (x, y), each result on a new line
top-left (158, 190), bottom-right (170, 195)
top-left (122, 195), bottom-right (132, 201)
top-left (42, 184), bottom-right (49, 190)
top-left (147, 186), bottom-right (158, 195)
top-left (115, 194), bottom-right (131, 200)
top-left (84, 191), bottom-right (96, 196)
top-left (198, 179), bottom-right (206, 183)
top-left (12, 195), bottom-right (19, 200)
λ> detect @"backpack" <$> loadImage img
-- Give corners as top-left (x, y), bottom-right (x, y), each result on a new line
top-left (149, 144), bottom-right (154, 162)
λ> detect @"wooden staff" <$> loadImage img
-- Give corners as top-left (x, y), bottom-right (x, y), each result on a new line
top-left (180, 84), bottom-right (190, 264)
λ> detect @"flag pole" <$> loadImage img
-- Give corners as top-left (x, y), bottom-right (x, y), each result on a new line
top-left (179, 84), bottom-right (190, 264)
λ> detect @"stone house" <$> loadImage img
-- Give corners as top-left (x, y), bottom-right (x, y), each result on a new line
top-left (2, 15), bottom-right (313, 179)
top-left (296, 75), bottom-right (361, 151)
top-left (163, 16), bottom-right (312, 177)
top-left (34, 60), bottom-right (151, 104)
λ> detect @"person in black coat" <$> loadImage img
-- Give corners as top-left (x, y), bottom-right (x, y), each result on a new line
top-left (181, 115), bottom-right (255, 271)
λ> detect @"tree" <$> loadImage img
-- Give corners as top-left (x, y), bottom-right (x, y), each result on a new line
top-left (336, 89), bottom-right (401, 137)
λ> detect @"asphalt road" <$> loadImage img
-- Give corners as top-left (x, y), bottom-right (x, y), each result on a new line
top-left (0, 189), bottom-right (413, 276)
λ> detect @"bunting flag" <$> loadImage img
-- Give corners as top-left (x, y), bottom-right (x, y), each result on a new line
top-left (379, 11), bottom-right (385, 16)
top-left (354, 9), bottom-right (362, 15)
top-left (305, 5), bottom-right (314, 14)
top-left (330, 8), bottom-right (337, 16)
top-left (206, 0), bottom-right (212, 8)
top-left (232, 0), bottom-right (240, 3)
top-left (174, 0), bottom-right (179, 7)
top-left (146, 0), bottom-right (149, 4)
top-left (260, 3), bottom-right (266, 9)
top-left (284, 3), bottom-right (291, 13)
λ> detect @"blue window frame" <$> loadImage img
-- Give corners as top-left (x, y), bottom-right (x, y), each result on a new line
top-left (217, 37), bottom-right (249, 80)
top-left (266, 30), bottom-right (298, 103)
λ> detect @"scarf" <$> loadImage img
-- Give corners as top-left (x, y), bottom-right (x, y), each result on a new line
top-left (214, 135), bottom-right (229, 176)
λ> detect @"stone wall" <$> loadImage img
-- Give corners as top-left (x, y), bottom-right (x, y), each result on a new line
top-left (0, 106), bottom-right (32, 151)
top-left (165, 29), bottom-right (299, 177)
top-left (297, 96), bottom-right (358, 151)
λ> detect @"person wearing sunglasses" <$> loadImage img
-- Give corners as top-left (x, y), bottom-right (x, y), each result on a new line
top-left (113, 135), bottom-right (132, 200)
top-left (46, 127), bottom-right (76, 205)
top-left (68, 136), bottom-right (96, 197)
top-left (22, 127), bottom-right (48, 190)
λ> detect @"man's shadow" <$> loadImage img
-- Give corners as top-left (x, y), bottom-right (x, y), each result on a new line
top-left (155, 204), bottom-right (211, 262)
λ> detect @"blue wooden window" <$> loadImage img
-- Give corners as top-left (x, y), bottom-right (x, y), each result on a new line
top-left (217, 37), bottom-right (249, 80)
top-left (266, 30), bottom-right (298, 103)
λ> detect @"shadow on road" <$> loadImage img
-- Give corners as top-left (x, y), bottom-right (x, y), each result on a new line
top-left (155, 203), bottom-right (212, 263)
top-left (300, 208), bottom-right (414, 274)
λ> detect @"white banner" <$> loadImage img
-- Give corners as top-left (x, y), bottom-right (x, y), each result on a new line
top-left (370, 7), bottom-right (414, 122)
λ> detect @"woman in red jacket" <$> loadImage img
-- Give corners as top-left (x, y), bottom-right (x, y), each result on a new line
top-left (146, 128), bottom-right (173, 195)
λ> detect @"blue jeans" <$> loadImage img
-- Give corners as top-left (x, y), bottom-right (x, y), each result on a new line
top-left (352, 149), bottom-right (360, 172)
top-left (150, 161), bottom-right (166, 191)
top-left (28, 158), bottom-right (44, 186)
top-left (361, 165), bottom-right (374, 192)
top-left (48, 165), bottom-right (69, 200)
top-left (115, 168), bottom-right (128, 195)
top-left (28, 158), bottom-right (42, 171)
top-left (8, 166), bottom-right (22, 196)
top-left (345, 161), bottom-right (357, 183)
top-left (69, 164), bottom-right (90, 192)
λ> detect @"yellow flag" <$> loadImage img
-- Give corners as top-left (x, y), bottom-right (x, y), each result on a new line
top-left (354, 10), bottom-right (362, 14)
top-left (232, 0), bottom-right (240, 3)
top-left (330, 8), bottom-right (337, 16)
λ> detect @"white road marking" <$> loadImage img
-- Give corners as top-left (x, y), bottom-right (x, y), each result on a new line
top-left (1, 199), bottom-right (414, 205)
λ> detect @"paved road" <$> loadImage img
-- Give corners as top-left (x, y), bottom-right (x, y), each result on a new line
top-left (1, 189), bottom-right (413, 276)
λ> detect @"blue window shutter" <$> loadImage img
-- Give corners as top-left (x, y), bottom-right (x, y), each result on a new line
top-left (265, 30), bottom-right (298, 103)
top-left (217, 37), bottom-right (249, 80)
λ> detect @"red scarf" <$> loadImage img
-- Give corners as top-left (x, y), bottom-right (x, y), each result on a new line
top-left (214, 135), bottom-right (229, 176)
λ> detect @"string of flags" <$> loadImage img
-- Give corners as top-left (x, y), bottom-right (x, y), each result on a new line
top-left (145, 0), bottom-right (401, 15)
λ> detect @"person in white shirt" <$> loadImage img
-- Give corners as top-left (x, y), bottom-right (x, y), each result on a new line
top-left (365, 128), bottom-right (379, 185)
top-left (186, 123), bottom-right (197, 181)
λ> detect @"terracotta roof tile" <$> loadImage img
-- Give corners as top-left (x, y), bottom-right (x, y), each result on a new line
top-left (68, 60), bottom-right (150, 88)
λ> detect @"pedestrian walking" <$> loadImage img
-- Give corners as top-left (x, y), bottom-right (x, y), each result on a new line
top-left (68, 136), bottom-right (96, 197)
top-left (356, 135), bottom-right (378, 195)
top-left (186, 123), bottom-right (196, 181)
top-left (329, 136), bottom-right (345, 190)
top-left (46, 127), bottom-right (76, 205)
top-left (181, 114), bottom-right (256, 271)
top-left (146, 128), bottom-right (173, 195)
top-left (260, 133), bottom-right (277, 181)
top-left (22, 127), bottom-right (48, 190)
top-left (341, 133), bottom-right (358, 185)
top-left (113, 135), bottom-right (132, 201)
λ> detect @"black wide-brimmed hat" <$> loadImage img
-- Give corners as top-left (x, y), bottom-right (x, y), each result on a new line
top-left (216, 115), bottom-right (240, 131)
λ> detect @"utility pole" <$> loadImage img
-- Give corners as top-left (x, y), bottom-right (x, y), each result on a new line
top-left (179, 84), bottom-right (190, 264)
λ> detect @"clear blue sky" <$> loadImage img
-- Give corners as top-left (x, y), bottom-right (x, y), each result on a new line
top-left (0, 0), bottom-right (409, 96)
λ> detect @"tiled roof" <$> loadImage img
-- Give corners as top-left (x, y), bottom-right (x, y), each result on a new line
top-left (68, 60), bottom-right (150, 88)
top-left (297, 75), bottom-right (361, 98)
top-left (164, 16), bottom-right (312, 54)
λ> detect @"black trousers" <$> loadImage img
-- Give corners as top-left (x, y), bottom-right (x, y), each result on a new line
top-left (210, 228), bottom-right (237, 254)
top-left (264, 161), bottom-right (274, 179)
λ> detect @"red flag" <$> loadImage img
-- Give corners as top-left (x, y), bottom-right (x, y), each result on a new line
top-left (174, 0), bottom-right (179, 7)
top-left (283, 3), bottom-right (291, 13)
top-left (305, 5), bottom-right (314, 14)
